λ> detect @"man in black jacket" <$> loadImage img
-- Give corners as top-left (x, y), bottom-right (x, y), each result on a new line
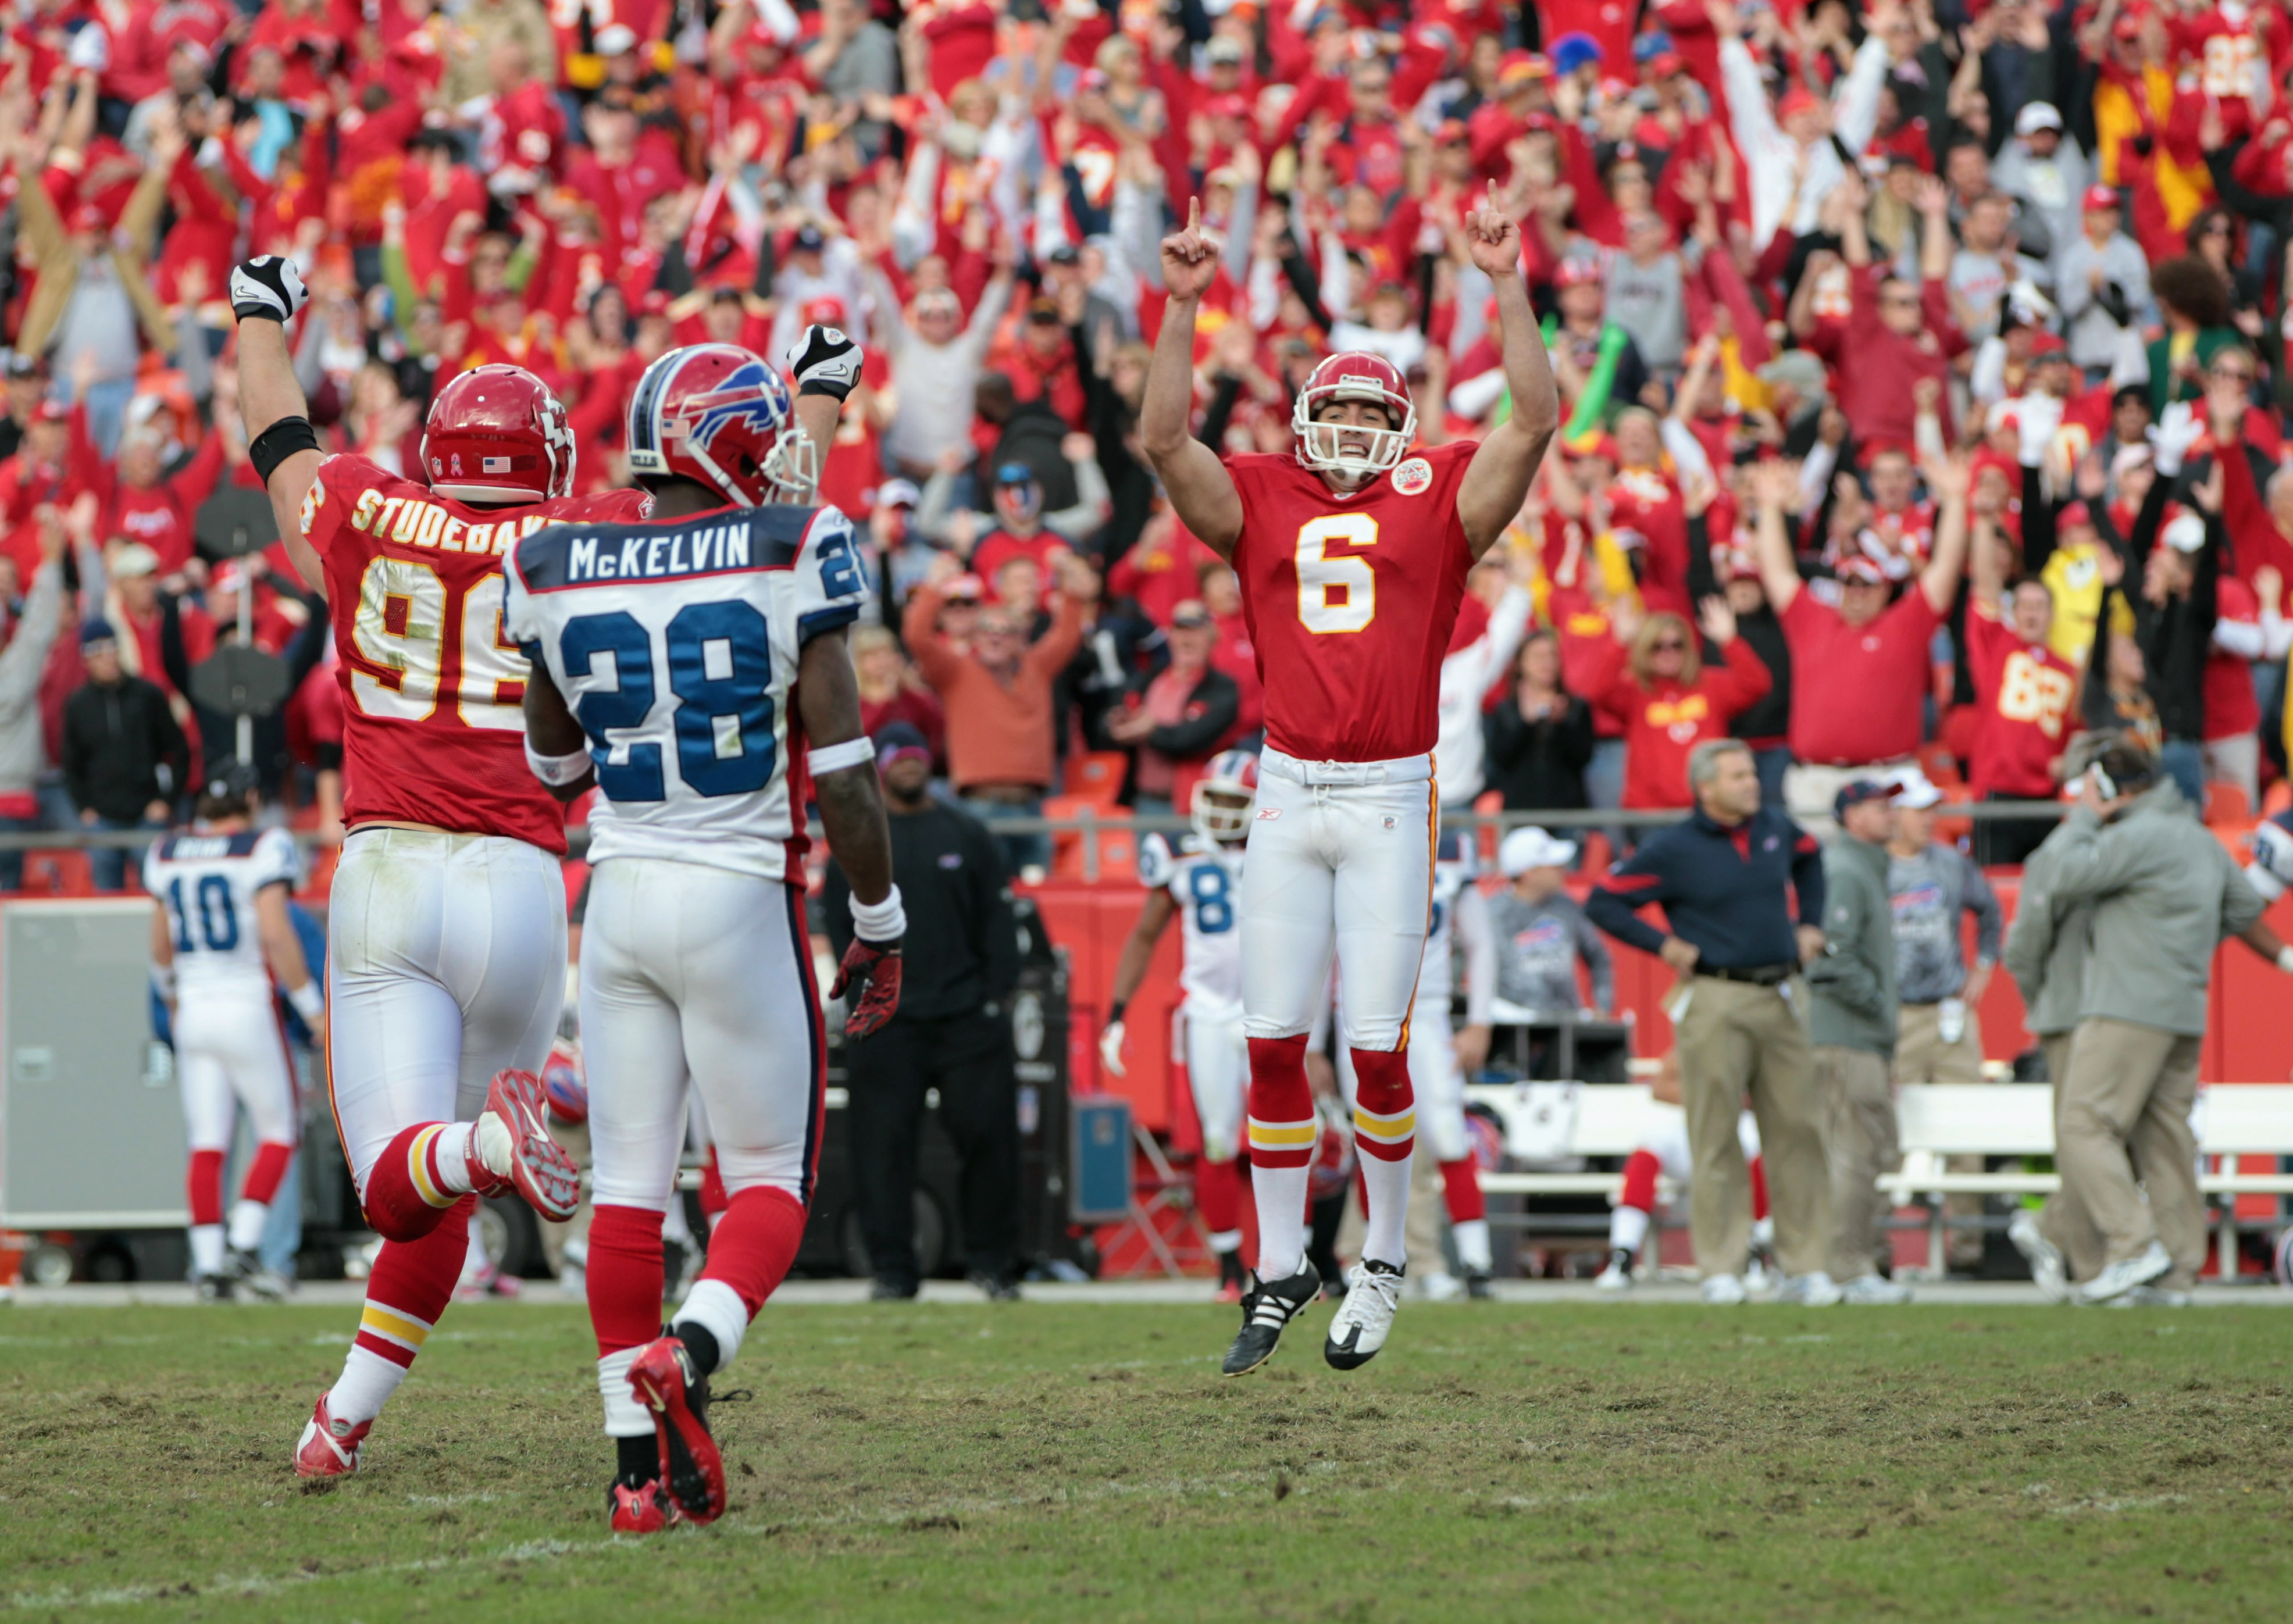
top-left (1106, 601), bottom-right (1240, 812)
top-left (61, 618), bottom-right (186, 891)
top-left (825, 723), bottom-right (1023, 1300)
top-left (1586, 738), bottom-right (1839, 1307)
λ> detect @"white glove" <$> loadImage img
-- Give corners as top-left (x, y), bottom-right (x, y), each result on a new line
top-left (787, 324), bottom-right (862, 400)
top-left (229, 255), bottom-right (310, 324)
top-left (1097, 1018), bottom-right (1127, 1079)
top-left (2150, 400), bottom-right (2203, 477)
top-left (2014, 393), bottom-right (2062, 467)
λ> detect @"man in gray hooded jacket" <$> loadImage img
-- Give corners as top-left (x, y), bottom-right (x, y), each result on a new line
top-left (2013, 738), bottom-right (2291, 1305)
top-left (1807, 779), bottom-right (1909, 1304)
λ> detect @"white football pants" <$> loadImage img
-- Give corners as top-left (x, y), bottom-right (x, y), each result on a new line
top-left (177, 979), bottom-right (299, 1151)
top-left (580, 859), bottom-right (824, 1213)
top-left (1183, 1004), bottom-right (1247, 1163)
top-left (326, 827), bottom-right (566, 1197)
top-left (1240, 748), bottom-right (1436, 1052)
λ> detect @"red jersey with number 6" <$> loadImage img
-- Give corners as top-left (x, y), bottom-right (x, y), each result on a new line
top-left (1226, 439), bottom-right (1476, 763)
top-left (298, 454), bottom-right (652, 852)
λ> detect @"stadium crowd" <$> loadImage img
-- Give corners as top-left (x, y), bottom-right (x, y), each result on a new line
top-left (0, 0), bottom-right (2290, 879)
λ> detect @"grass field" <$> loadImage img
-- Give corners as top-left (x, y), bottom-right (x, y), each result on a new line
top-left (3, 1299), bottom-right (2291, 1622)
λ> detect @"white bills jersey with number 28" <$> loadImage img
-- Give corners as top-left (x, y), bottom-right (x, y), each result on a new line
top-left (1136, 831), bottom-right (1245, 1019)
top-left (502, 502), bottom-right (868, 881)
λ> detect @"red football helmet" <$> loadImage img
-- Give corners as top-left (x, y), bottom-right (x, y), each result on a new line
top-left (1292, 351), bottom-right (1417, 484)
top-left (420, 365), bottom-right (575, 505)
top-left (625, 343), bottom-right (814, 508)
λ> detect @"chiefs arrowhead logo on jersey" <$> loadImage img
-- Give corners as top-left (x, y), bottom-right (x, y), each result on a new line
top-left (1391, 457), bottom-right (1432, 496)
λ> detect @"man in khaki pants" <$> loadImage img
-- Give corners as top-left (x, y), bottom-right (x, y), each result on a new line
top-left (1588, 740), bottom-right (1838, 1306)
top-left (1807, 781), bottom-right (1912, 1304)
top-left (1886, 773), bottom-right (2003, 1269)
top-left (2009, 740), bottom-right (2286, 1304)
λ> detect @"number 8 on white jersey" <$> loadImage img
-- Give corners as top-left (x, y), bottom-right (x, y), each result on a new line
top-left (503, 502), bottom-right (870, 883)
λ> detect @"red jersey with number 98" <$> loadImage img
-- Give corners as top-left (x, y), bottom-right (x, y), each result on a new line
top-left (298, 454), bottom-right (652, 852)
top-left (1225, 440), bottom-right (1476, 763)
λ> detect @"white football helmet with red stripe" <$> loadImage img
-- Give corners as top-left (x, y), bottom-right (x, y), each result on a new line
top-left (1292, 351), bottom-right (1416, 486)
top-left (421, 365), bottom-right (576, 504)
top-left (625, 343), bottom-right (815, 508)
top-left (1190, 748), bottom-right (1260, 845)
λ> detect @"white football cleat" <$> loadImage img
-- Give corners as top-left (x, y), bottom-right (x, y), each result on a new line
top-left (2076, 1240), bottom-right (2172, 1305)
top-left (2007, 1209), bottom-right (2070, 1303)
top-left (1595, 1249), bottom-right (1635, 1292)
top-left (1839, 1273), bottom-right (1912, 1305)
top-left (1421, 1270), bottom-right (1464, 1302)
top-left (1699, 1272), bottom-right (1746, 1305)
top-left (1324, 1259), bottom-right (1403, 1370)
top-left (1774, 1271), bottom-right (1842, 1307)
top-left (2105, 1284), bottom-right (2191, 1308)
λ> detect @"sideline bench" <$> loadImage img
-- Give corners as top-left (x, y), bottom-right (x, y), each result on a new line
top-left (1464, 1079), bottom-right (2293, 1279)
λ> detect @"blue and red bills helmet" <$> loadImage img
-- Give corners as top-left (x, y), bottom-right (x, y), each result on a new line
top-left (626, 343), bottom-right (815, 507)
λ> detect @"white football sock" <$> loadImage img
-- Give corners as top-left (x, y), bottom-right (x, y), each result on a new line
top-left (1250, 1163), bottom-right (1311, 1282)
top-left (673, 1278), bottom-right (750, 1375)
top-left (436, 1122), bottom-right (484, 1193)
top-left (1452, 1218), bottom-right (1492, 1274)
top-left (1206, 1228), bottom-right (1243, 1256)
top-left (189, 1224), bottom-right (224, 1277)
top-left (1610, 1203), bottom-right (1652, 1256)
top-left (597, 1347), bottom-right (651, 1438)
top-left (226, 1199), bottom-right (269, 1253)
top-left (1358, 1145), bottom-right (1414, 1268)
top-left (327, 1346), bottom-right (409, 1427)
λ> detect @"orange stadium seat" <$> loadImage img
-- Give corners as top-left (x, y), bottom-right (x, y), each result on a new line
top-left (23, 850), bottom-right (94, 897)
top-left (1915, 741), bottom-right (1963, 790)
top-left (1472, 790), bottom-right (1503, 866)
top-left (2206, 781), bottom-right (2253, 829)
top-left (1046, 797), bottom-right (1136, 881)
top-left (2263, 779), bottom-right (2292, 820)
top-left (1061, 752), bottom-right (1129, 808)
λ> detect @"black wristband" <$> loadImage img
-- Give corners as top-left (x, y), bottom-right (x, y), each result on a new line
top-left (797, 379), bottom-right (854, 401)
top-left (1107, 999), bottom-right (1127, 1025)
top-left (249, 416), bottom-right (322, 484)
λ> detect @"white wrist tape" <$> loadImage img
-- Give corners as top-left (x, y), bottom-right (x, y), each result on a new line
top-left (807, 736), bottom-right (875, 774)
top-left (151, 962), bottom-right (177, 1000)
top-left (287, 981), bottom-right (324, 1021)
top-left (849, 884), bottom-right (907, 943)
top-left (2277, 946), bottom-right (2293, 977)
top-left (525, 738), bottom-right (593, 787)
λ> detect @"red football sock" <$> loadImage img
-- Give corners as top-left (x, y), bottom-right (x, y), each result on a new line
top-left (1439, 1156), bottom-right (1485, 1223)
top-left (1620, 1148), bottom-right (1660, 1213)
top-left (588, 1204), bottom-right (667, 1358)
top-left (1749, 1154), bottom-right (1770, 1223)
top-left (187, 1148), bottom-right (225, 1226)
top-left (1347, 1047), bottom-right (1416, 1267)
top-left (1244, 1035), bottom-right (1315, 1277)
top-left (363, 1122), bottom-right (475, 1243)
top-left (241, 1140), bottom-right (295, 1207)
top-left (696, 1186), bottom-right (807, 1316)
top-left (350, 1197), bottom-right (473, 1376)
top-left (1197, 1155), bottom-right (1242, 1237)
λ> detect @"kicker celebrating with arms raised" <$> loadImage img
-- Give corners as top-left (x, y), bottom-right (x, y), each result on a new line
top-left (1142, 200), bottom-right (1558, 1374)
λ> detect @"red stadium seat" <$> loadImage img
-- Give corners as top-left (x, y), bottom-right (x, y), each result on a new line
top-left (23, 850), bottom-right (94, 897)
top-left (1472, 790), bottom-right (1503, 866)
top-left (2206, 781), bottom-right (2254, 829)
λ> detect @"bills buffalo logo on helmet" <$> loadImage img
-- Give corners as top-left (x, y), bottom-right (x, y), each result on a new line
top-left (678, 362), bottom-right (789, 452)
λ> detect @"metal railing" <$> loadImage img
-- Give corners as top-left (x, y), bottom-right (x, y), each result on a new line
top-left (0, 799), bottom-right (2079, 880)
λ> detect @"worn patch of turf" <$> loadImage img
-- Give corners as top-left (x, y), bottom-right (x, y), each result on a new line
top-left (2, 1302), bottom-right (2290, 1621)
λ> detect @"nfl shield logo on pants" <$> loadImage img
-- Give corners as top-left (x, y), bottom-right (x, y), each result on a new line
top-left (1382, 816), bottom-right (1396, 830)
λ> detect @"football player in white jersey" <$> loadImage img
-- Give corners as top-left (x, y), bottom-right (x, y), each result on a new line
top-left (145, 763), bottom-right (323, 1301)
top-left (506, 331), bottom-right (901, 1533)
top-left (1332, 828), bottom-right (1497, 1297)
top-left (1100, 750), bottom-right (1257, 1300)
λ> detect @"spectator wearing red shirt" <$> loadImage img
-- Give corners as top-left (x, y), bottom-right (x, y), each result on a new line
top-left (851, 624), bottom-right (946, 772)
top-left (0, 402), bottom-right (98, 579)
top-left (1585, 597), bottom-right (1774, 809)
top-left (1802, 173), bottom-right (1965, 453)
top-left (1750, 455), bottom-right (1970, 833)
top-left (986, 297), bottom-right (1089, 431)
top-left (93, 423), bottom-right (224, 577)
top-left (1965, 513), bottom-right (2081, 866)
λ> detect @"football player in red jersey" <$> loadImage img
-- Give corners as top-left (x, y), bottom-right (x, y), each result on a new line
top-left (1142, 201), bottom-right (1558, 1375)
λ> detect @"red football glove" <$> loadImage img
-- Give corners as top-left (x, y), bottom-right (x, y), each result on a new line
top-left (832, 937), bottom-right (903, 1039)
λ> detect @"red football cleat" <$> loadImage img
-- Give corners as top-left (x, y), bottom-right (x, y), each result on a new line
top-left (608, 1478), bottom-right (675, 1533)
top-left (628, 1337), bottom-right (726, 1526)
top-left (467, 1069), bottom-right (580, 1222)
top-left (294, 1393), bottom-right (370, 1479)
